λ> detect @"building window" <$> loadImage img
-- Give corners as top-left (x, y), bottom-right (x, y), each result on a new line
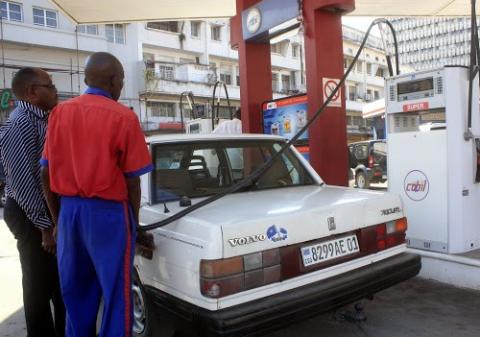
top-left (77, 25), bottom-right (98, 35)
top-left (211, 25), bottom-right (221, 41)
top-left (220, 73), bottom-right (232, 85)
top-left (158, 65), bottom-right (175, 80)
top-left (366, 89), bottom-right (372, 101)
top-left (271, 43), bottom-right (282, 54)
top-left (356, 61), bottom-right (363, 73)
top-left (1, 1), bottom-right (22, 22)
top-left (191, 21), bottom-right (201, 38)
top-left (147, 21), bottom-right (179, 33)
top-left (348, 85), bottom-right (356, 101)
top-left (366, 63), bottom-right (372, 75)
top-left (179, 58), bottom-right (195, 64)
top-left (292, 44), bottom-right (300, 58)
top-left (148, 102), bottom-right (176, 117)
top-left (281, 75), bottom-right (290, 92)
top-left (374, 90), bottom-right (380, 100)
top-left (290, 71), bottom-right (297, 89)
top-left (33, 7), bottom-right (57, 28)
top-left (376, 67), bottom-right (385, 77)
top-left (353, 116), bottom-right (365, 127)
top-left (106, 24), bottom-right (125, 44)
top-left (272, 73), bottom-right (279, 92)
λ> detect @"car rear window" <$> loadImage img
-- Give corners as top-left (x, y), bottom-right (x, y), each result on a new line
top-left (150, 140), bottom-right (316, 203)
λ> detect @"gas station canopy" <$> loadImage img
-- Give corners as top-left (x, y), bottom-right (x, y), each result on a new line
top-left (48, 0), bottom-right (237, 24)
top-left (49, 0), bottom-right (478, 24)
top-left (351, 0), bottom-right (479, 16)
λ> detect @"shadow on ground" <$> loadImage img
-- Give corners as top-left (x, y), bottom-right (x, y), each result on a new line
top-left (0, 308), bottom-right (25, 337)
top-left (267, 277), bottom-right (480, 337)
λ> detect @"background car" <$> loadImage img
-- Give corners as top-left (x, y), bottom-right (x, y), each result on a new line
top-left (349, 140), bottom-right (387, 189)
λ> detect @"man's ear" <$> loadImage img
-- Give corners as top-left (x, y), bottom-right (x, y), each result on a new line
top-left (24, 84), bottom-right (36, 101)
top-left (110, 74), bottom-right (118, 88)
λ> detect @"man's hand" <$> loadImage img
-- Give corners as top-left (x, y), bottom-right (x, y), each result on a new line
top-left (136, 230), bottom-right (155, 260)
top-left (41, 227), bottom-right (56, 255)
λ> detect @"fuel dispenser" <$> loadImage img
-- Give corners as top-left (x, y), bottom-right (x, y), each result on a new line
top-left (387, 66), bottom-right (480, 254)
top-left (186, 81), bottom-right (233, 134)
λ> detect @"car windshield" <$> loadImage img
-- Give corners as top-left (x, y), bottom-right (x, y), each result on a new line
top-left (150, 139), bottom-right (316, 203)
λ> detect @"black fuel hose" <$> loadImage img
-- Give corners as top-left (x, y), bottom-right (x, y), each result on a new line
top-left (139, 18), bottom-right (400, 232)
top-left (179, 91), bottom-right (196, 129)
top-left (211, 81), bottom-right (233, 131)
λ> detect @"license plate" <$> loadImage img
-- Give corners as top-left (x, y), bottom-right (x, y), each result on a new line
top-left (301, 235), bottom-right (360, 267)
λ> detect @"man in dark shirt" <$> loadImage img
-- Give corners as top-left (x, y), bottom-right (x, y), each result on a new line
top-left (0, 67), bottom-right (65, 337)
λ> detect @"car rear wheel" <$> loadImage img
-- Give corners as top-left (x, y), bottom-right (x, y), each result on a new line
top-left (355, 171), bottom-right (369, 189)
top-left (133, 271), bottom-right (154, 337)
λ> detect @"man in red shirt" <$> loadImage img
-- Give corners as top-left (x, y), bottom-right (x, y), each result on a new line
top-left (41, 52), bottom-right (153, 337)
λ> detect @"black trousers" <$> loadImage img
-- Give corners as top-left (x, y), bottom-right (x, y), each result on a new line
top-left (4, 198), bottom-right (65, 337)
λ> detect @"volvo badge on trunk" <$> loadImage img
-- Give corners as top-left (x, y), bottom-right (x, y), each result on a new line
top-left (327, 217), bottom-right (336, 231)
top-left (228, 234), bottom-right (266, 247)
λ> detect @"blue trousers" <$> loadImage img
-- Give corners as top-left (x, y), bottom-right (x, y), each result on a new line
top-left (57, 196), bottom-right (136, 337)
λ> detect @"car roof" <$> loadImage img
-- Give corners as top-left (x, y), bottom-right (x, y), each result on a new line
top-left (147, 133), bottom-right (286, 143)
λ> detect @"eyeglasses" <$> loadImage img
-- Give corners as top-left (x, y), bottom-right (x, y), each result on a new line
top-left (33, 83), bottom-right (56, 89)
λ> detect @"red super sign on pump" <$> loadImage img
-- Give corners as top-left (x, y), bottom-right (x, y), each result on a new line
top-left (403, 102), bottom-right (429, 112)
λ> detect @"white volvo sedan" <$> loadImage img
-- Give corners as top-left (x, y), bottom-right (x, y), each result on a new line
top-left (133, 134), bottom-right (421, 337)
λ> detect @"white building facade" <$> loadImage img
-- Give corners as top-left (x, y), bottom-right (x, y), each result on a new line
top-left (387, 17), bottom-right (473, 71)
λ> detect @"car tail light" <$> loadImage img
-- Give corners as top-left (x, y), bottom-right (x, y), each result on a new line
top-left (200, 248), bottom-right (282, 298)
top-left (368, 155), bottom-right (374, 168)
top-left (360, 217), bottom-right (408, 254)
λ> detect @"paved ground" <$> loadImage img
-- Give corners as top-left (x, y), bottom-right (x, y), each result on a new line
top-left (266, 278), bottom-right (480, 337)
top-left (2, 206), bottom-right (480, 337)
top-left (0, 209), bottom-right (25, 337)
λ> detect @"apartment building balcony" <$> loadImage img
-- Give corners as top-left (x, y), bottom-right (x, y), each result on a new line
top-left (140, 62), bottom-right (241, 100)
top-left (1, 20), bottom-right (108, 53)
top-left (346, 72), bottom-right (385, 87)
top-left (346, 100), bottom-right (366, 112)
top-left (347, 124), bottom-right (374, 136)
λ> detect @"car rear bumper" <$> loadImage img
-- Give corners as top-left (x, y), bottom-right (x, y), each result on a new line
top-left (367, 168), bottom-right (387, 182)
top-left (145, 252), bottom-right (421, 337)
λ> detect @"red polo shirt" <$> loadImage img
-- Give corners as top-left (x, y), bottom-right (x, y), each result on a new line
top-left (41, 91), bottom-right (152, 202)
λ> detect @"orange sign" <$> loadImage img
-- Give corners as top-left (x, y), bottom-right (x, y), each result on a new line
top-left (403, 102), bottom-right (429, 112)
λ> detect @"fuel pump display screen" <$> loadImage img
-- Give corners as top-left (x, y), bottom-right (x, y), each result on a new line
top-left (397, 78), bottom-right (435, 101)
top-left (398, 78), bottom-right (434, 95)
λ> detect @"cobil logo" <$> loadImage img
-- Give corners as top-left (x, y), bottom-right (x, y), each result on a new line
top-left (246, 7), bottom-right (262, 34)
top-left (404, 170), bottom-right (429, 201)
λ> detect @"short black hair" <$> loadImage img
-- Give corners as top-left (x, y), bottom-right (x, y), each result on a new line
top-left (12, 67), bottom-right (41, 99)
